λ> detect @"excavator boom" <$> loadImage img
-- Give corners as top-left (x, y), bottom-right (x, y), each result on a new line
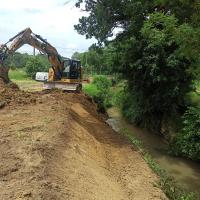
top-left (1, 28), bottom-right (63, 81)
top-left (0, 28), bottom-right (82, 91)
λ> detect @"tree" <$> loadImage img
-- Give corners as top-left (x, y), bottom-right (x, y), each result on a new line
top-left (119, 13), bottom-right (198, 131)
top-left (171, 106), bottom-right (200, 161)
top-left (71, 52), bottom-right (81, 60)
top-left (154, 0), bottom-right (200, 26)
top-left (72, 45), bottom-right (117, 75)
top-left (75, 0), bottom-right (200, 132)
top-left (75, 0), bottom-right (199, 42)
top-left (25, 56), bottom-right (49, 79)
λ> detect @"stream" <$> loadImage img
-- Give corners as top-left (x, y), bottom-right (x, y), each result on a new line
top-left (107, 107), bottom-right (200, 198)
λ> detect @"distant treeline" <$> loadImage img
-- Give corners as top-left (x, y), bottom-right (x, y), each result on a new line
top-left (5, 52), bottom-right (50, 69)
top-left (72, 47), bottom-right (116, 75)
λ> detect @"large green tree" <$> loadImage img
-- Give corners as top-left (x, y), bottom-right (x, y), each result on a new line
top-left (75, 0), bottom-right (200, 131)
top-left (75, 0), bottom-right (199, 42)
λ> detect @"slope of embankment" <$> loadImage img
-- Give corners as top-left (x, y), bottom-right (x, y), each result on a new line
top-left (0, 83), bottom-right (167, 199)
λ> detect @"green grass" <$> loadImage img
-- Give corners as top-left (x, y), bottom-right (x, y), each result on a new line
top-left (188, 92), bottom-right (200, 106)
top-left (187, 82), bottom-right (200, 107)
top-left (9, 69), bottom-right (30, 81)
top-left (83, 84), bottom-right (99, 97)
top-left (9, 69), bottom-right (42, 91)
top-left (190, 82), bottom-right (200, 106)
top-left (120, 128), bottom-right (197, 200)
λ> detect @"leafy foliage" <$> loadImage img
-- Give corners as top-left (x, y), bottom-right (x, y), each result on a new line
top-left (75, 0), bottom-right (199, 45)
top-left (114, 13), bottom-right (197, 131)
top-left (25, 56), bottom-right (49, 79)
top-left (84, 75), bottom-right (112, 112)
top-left (110, 81), bottom-right (125, 107)
top-left (72, 45), bottom-right (116, 75)
top-left (75, 0), bottom-right (200, 161)
top-left (171, 106), bottom-right (200, 161)
top-left (154, 0), bottom-right (200, 27)
top-left (3, 52), bottom-right (51, 80)
top-left (4, 52), bottom-right (30, 69)
top-left (92, 75), bottom-right (111, 90)
top-left (75, 0), bottom-right (200, 132)
top-left (83, 84), bottom-right (99, 97)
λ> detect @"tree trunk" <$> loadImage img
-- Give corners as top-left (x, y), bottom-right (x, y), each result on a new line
top-left (0, 64), bottom-right (10, 83)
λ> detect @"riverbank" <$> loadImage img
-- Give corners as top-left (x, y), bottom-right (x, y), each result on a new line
top-left (107, 107), bottom-right (200, 199)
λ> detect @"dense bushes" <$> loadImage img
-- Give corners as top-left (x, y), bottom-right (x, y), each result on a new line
top-left (84, 76), bottom-right (112, 112)
top-left (170, 106), bottom-right (200, 161)
top-left (111, 82), bottom-right (125, 107)
top-left (75, 0), bottom-right (200, 162)
top-left (115, 13), bottom-right (197, 132)
top-left (25, 56), bottom-right (49, 79)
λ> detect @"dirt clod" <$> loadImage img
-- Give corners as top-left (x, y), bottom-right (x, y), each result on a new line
top-left (0, 101), bottom-right (5, 109)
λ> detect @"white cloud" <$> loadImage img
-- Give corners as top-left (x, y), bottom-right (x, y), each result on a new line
top-left (0, 0), bottom-right (95, 57)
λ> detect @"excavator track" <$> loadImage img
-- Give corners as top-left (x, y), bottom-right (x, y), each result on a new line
top-left (44, 82), bottom-right (82, 91)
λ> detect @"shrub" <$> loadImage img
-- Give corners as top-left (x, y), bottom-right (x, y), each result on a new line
top-left (84, 76), bottom-right (112, 112)
top-left (170, 106), bottom-right (200, 160)
top-left (111, 82), bottom-right (126, 107)
top-left (112, 13), bottom-right (198, 132)
top-left (83, 84), bottom-right (99, 97)
top-left (25, 56), bottom-right (49, 79)
top-left (93, 75), bottom-right (111, 91)
top-left (92, 76), bottom-right (112, 108)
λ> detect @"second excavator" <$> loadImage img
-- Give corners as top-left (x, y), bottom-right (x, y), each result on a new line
top-left (0, 28), bottom-right (82, 91)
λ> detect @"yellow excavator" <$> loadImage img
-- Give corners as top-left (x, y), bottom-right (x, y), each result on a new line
top-left (0, 28), bottom-right (82, 91)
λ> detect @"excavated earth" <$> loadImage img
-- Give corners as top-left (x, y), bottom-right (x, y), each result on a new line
top-left (0, 81), bottom-right (168, 200)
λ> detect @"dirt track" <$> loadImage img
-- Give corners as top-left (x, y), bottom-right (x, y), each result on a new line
top-left (0, 82), bottom-right (167, 199)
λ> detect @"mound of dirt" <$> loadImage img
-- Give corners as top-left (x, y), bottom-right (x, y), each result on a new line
top-left (0, 79), bottom-right (38, 108)
top-left (0, 90), bottom-right (167, 200)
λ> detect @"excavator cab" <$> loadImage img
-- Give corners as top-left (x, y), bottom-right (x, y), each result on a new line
top-left (62, 59), bottom-right (81, 80)
top-left (43, 58), bottom-right (82, 91)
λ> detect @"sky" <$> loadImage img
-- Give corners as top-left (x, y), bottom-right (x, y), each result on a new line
top-left (0, 0), bottom-right (96, 58)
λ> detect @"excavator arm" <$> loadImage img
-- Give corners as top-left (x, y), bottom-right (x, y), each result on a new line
top-left (0, 28), bottom-right (63, 81)
top-left (0, 28), bottom-right (83, 91)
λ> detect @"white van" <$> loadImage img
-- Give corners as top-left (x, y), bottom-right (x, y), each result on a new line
top-left (35, 72), bottom-right (48, 82)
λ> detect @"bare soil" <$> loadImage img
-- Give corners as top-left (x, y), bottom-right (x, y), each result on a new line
top-left (0, 83), bottom-right (167, 200)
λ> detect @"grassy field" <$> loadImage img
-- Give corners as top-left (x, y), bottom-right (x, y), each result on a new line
top-left (9, 69), bottom-right (42, 91)
top-left (9, 69), bottom-right (30, 81)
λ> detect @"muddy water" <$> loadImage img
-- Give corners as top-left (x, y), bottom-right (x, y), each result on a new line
top-left (107, 107), bottom-right (200, 197)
